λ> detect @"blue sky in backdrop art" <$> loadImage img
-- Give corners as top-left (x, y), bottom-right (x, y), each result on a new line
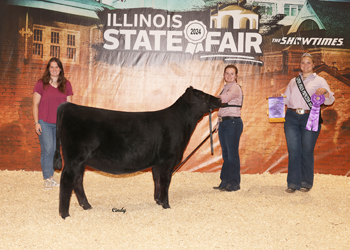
top-left (104, 0), bottom-right (350, 10)
top-left (104, 0), bottom-right (235, 11)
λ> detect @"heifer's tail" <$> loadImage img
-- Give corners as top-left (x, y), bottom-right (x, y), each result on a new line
top-left (53, 104), bottom-right (64, 170)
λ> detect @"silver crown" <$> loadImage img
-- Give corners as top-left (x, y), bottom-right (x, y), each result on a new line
top-left (301, 52), bottom-right (312, 58)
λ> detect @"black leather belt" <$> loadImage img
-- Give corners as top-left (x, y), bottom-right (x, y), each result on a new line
top-left (289, 108), bottom-right (310, 114)
top-left (219, 116), bottom-right (240, 122)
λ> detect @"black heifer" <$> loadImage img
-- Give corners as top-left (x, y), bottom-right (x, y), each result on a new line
top-left (54, 87), bottom-right (221, 219)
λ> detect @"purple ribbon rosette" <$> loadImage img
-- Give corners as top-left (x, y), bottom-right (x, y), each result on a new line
top-left (305, 94), bottom-right (325, 132)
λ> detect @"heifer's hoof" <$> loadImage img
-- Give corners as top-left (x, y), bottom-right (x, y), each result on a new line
top-left (81, 203), bottom-right (92, 210)
top-left (60, 212), bottom-right (70, 219)
top-left (162, 204), bottom-right (171, 209)
top-left (155, 199), bottom-right (162, 205)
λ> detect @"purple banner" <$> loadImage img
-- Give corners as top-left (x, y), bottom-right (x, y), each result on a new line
top-left (268, 97), bottom-right (285, 122)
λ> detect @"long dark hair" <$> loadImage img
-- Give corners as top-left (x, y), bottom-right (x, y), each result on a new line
top-left (41, 57), bottom-right (67, 93)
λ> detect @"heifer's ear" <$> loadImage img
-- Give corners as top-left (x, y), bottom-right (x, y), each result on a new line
top-left (184, 86), bottom-right (194, 102)
top-left (185, 86), bottom-right (194, 93)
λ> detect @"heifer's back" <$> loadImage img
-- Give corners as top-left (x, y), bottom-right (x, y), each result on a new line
top-left (55, 101), bottom-right (191, 174)
top-left (55, 87), bottom-right (221, 218)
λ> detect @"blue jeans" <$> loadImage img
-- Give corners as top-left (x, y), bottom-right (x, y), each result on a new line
top-left (218, 118), bottom-right (243, 191)
top-left (284, 109), bottom-right (320, 190)
top-left (38, 120), bottom-right (56, 179)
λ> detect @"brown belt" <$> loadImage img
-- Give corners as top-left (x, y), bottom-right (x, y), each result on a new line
top-left (289, 108), bottom-right (310, 114)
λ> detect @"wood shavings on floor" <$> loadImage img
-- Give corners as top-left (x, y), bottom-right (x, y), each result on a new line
top-left (0, 170), bottom-right (349, 249)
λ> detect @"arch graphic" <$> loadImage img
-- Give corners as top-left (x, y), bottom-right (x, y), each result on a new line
top-left (239, 17), bottom-right (250, 29)
top-left (298, 19), bottom-right (319, 32)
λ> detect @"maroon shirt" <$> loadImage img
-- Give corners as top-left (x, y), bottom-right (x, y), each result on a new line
top-left (33, 80), bottom-right (73, 123)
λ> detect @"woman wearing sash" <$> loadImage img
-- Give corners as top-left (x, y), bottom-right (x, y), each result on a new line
top-left (284, 53), bottom-right (335, 193)
top-left (213, 65), bottom-right (243, 192)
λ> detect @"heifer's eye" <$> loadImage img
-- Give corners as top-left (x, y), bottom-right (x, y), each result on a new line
top-left (195, 92), bottom-right (206, 100)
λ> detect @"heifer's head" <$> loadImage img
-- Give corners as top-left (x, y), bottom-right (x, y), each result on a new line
top-left (182, 87), bottom-right (221, 116)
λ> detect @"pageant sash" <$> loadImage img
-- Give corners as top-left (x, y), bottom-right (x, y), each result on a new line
top-left (305, 94), bottom-right (325, 131)
top-left (295, 75), bottom-right (312, 109)
top-left (268, 96), bottom-right (285, 122)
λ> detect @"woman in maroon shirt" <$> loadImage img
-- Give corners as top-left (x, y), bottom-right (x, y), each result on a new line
top-left (33, 58), bottom-right (73, 190)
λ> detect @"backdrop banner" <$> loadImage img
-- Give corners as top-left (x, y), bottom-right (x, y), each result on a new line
top-left (0, 0), bottom-right (349, 175)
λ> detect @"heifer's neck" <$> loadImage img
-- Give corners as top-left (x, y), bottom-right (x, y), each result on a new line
top-left (173, 97), bottom-right (204, 137)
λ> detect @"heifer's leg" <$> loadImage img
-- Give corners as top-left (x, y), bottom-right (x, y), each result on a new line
top-left (151, 167), bottom-right (161, 205)
top-left (59, 163), bottom-right (91, 219)
top-left (158, 168), bottom-right (173, 209)
top-left (73, 165), bottom-right (92, 211)
top-left (59, 165), bottom-right (75, 219)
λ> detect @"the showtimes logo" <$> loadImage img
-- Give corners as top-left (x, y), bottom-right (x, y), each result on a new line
top-left (272, 37), bottom-right (344, 46)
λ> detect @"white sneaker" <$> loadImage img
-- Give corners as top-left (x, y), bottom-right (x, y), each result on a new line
top-left (44, 179), bottom-right (52, 190)
top-left (50, 177), bottom-right (60, 187)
